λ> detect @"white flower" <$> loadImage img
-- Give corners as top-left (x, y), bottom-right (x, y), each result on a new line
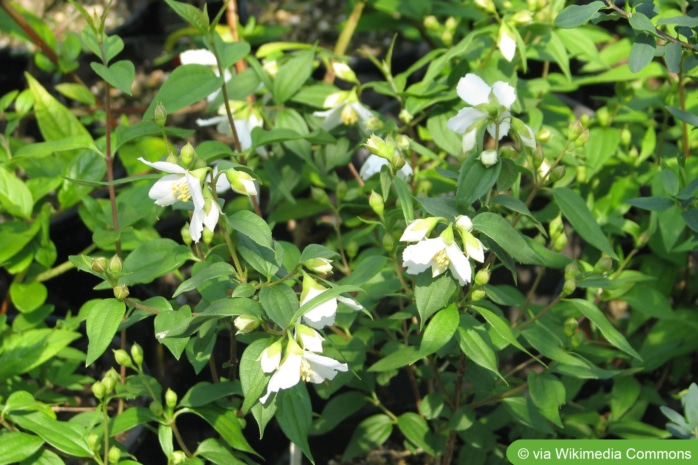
top-left (455, 215), bottom-right (485, 263)
top-left (197, 112), bottom-right (264, 153)
top-left (400, 217), bottom-right (440, 242)
top-left (497, 23), bottom-right (517, 62)
top-left (300, 284), bottom-right (337, 329)
top-left (138, 158), bottom-right (210, 242)
top-left (447, 74), bottom-right (517, 152)
top-left (402, 237), bottom-right (472, 286)
top-left (314, 92), bottom-right (372, 131)
top-left (295, 325), bottom-right (324, 352)
top-left (359, 154), bottom-right (413, 180)
top-left (190, 191), bottom-right (220, 242)
top-left (179, 49), bottom-right (218, 66)
top-left (260, 340), bottom-right (283, 373)
top-left (260, 339), bottom-right (347, 404)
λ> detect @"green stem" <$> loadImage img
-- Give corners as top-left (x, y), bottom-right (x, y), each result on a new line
top-left (210, 37), bottom-right (243, 155)
top-left (324, 0), bottom-right (366, 83)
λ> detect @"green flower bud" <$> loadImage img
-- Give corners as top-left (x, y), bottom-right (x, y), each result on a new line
top-left (311, 186), bottom-right (331, 206)
top-left (621, 128), bottom-right (632, 146)
top-left (567, 120), bottom-right (584, 141)
top-left (224, 167), bottom-right (258, 195)
top-left (92, 380), bottom-right (106, 401)
top-left (382, 232), bottom-right (394, 253)
top-left (364, 116), bottom-right (383, 132)
top-left (536, 127), bottom-right (552, 143)
top-left (563, 317), bottom-right (579, 338)
top-left (369, 190), bottom-right (384, 218)
top-left (471, 289), bottom-right (487, 301)
top-left (202, 226), bottom-right (214, 245)
top-left (303, 257), bottom-right (333, 274)
top-left (445, 17), bottom-right (457, 31)
top-left (102, 374), bottom-right (116, 394)
top-left (105, 368), bottom-right (120, 384)
top-left (391, 154), bottom-right (406, 171)
top-left (109, 254), bottom-right (122, 273)
top-left (580, 112), bottom-right (591, 128)
top-left (131, 342), bottom-right (144, 368)
top-left (87, 433), bottom-right (101, 453)
top-left (181, 223), bottom-right (192, 246)
top-left (113, 284), bottom-right (129, 301)
top-left (172, 451), bottom-right (186, 465)
top-left (423, 15), bottom-right (439, 30)
top-left (596, 107), bottom-right (610, 127)
top-left (575, 129), bottom-right (589, 147)
top-left (165, 388), bottom-right (178, 409)
top-left (479, 149), bottom-right (498, 168)
top-left (332, 62), bottom-right (358, 84)
top-left (564, 263), bottom-right (578, 280)
top-left (553, 232), bottom-right (568, 252)
top-left (629, 146), bottom-right (639, 158)
top-left (113, 349), bottom-right (134, 368)
top-left (474, 269), bottom-right (490, 286)
top-left (570, 331), bottom-right (583, 349)
top-left (548, 215), bottom-right (564, 239)
top-left (396, 135), bottom-right (410, 151)
top-left (364, 134), bottom-right (395, 160)
top-left (399, 109), bottom-right (414, 124)
top-left (594, 256), bottom-right (613, 274)
top-left (512, 10), bottom-right (533, 25)
top-left (561, 278), bottom-right (576, 297)
top-left (91, 257), bottom-right (108, 274)
top-left (549, 166), bottom-right (565, 183)
top-left (149, 400), bottom-right (163, 417)
top-left (108, 445), bottom-right (122, 464)
top-left (475, 0), bottom-right (496, 13)
top-left (166, 152), bottom-right (179, 164)
top-left (154, 102), bottom-right (167, 127)
top-left (180, 142), bottom-right (196, 167)
top-left (440, 29), bottom-right (453, 46)
top-left (345, 241), bottom-right (359, 259)
top-left (233, 314), bottom-right (261, 334)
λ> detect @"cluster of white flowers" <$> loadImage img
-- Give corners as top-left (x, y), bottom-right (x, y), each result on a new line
top-left (400, 216), bottom-right (485, 286)
top-left (258, 273), bottom-right (362, 403)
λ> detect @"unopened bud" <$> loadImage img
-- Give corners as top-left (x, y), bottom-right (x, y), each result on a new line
top-left (181, 223), bottom-right (192, 246)
top-left (596, 107), bottom-right (610, 127)
top-left (303, 257), bottom-right (333, 274)
top-left (87, 433), bottom-right (101, 453)
top-left (399, 109), bottom-right (414, 124)
top-left (364, 116), bottom-right (383, 131)
top-left (580, 112), bottom-right (591, 128)
top-left (567, 120), bottom-right (584, 141)
top-left (149, 400), bottom-right (163, 417)
top-left (445, 17), bottom-right (457, 31)
top-left (424, 15), bottom-right (439, 30)
top-left (396, 134), bottom-right (410, 151)
top-left (91, 257), bottom-right (108, 274)
top-left (166, 152), bottom-right (179, 164)
top-left (113, 284), bottom-right (129, 301)
top-left (180, 142), bottom-right (196, 166)
top-left (332, 62), bottom-right (358, 84)
top-left (564, 263), bottom-right (578, 280)
top-left (391, 154), bottom-right (405, 171)
top-left (202, 226), bottom-right (214, 245)
top-left (549, 165), bottom-right (565, 182)
top-left (92, 381), bottom-right (106, 400)
top-left (575, 129), bottom-right (589, 147)
top-left (471, 289), bottom-right (487, 301)
top-left (621, 128), bottom-right (631, 146)
top-left (102, 374), bottom-right (116, 394)
top-left (382, 232), bottom-right (394, 253)
top-left (172, 451), bottom-right (186, 464)
top-left (536, 127), bottom-right (552, 143)
top-left (108, 446), bottom-right (121, 464)
top-left (563, 317), bottom-right (579, 337)
top-left (311, 186), bottom-right (331, 206)
top-left (479, 149), bottom-right (498, 167)
top-left (553, 232), bottom-right (568, 252)
top-left (594, 256), bottom-right (613, 274)
top-left (113, 349), bottom-right (134, 368)
top-left (570, 331), bottom-right (583, 349)
top-left (165, 388), bottom-right (178, 409)
top-left (345, 241), bottom-right (358, 259)
top-left (109, 255), bottom-right (122, 273)
top-left (234, 314), bottom-right (261, 334)
top-left (364, 134), bottom-right (395, 160)
top-left (154, 102), bottom-right (167, 127)
top-left (549, 215), bottom-right (564, 239)
top-left (131, 342), bottom-right (144, 368)
top-left (369, 190), bottom-right (384, 218)
top-left (512, 10), bottom-right (533, 25)
top-left (440, 30), bottom-right (453, 46)
top-left (474, 269), bottom-right (490, 286)
top-left (561, 278), bottom-right (576, 296)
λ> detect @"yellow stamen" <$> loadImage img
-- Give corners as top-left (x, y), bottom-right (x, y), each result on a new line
top-left (300, 358), bottom-right (312, 382)
top-left (434, 249), bottom-right (450, 268)
top-left (341, 105), bottom-right (358, 125)
top-left (171, 178), bottom-right (191, 202)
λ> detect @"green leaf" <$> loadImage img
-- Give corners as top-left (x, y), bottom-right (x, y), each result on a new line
top-left (397, 412), bottom-right (443, 456)
top-left (564, 299), bottom-right (642, 361)
top-left (196, 438), bottom-right (246, 465)
top-left (415, 272), bottom-right (457, 324)
top-left (227, 210), bottom-right (273, 250)
top-left (0, 167), bottom-right (33, 219)
top-left (299, 244), bottom-right (339, 263)
top-left (276, 386), bottom-right (314, 464)
top-left (109, 407), bottom-right (159, 437)
top-left (666, 105), bottom-right (698, 127)
top-left (120, 238), bottom-right (193, 285)
top-left (154, 305), bottom-right (191, 359)
top-left (552, 187), bottom-right (618, 259)
top-left (143, 64), bottom-right (223, 120)
top-left (420, 304), bottom-right (458, 355)
top-left (611, 376), bottom-right (641, 420)
top-left (239, 338), bottom-right (272, 414)
top-left (472, 212), bottom-right (543, 265)
top-left (173, 261), bottom-right (237, 298)
top-left (190, 404), bottom-right (258, 455)
top-left (628, 12), bottom-right (656, 35)
top-left (84, 298), bottom-right (126, 366)
top-left (664, 42), bottom-right (683, 74)
top-left (237, 235), bottom-right (281, 279)
top-left (367, 344), bottom-right (421, 372)
top-left (471, 305), bottom-right (543, 365)
top-left (546, 31), bottom-right (571, 80)
top-left (9, 282), bottom-right (47, 313)
top-left (310, 391), bottom-right (368, 435)
top-left (55, 82), bottom-right (96, 105)
top-left (682, 208), bottom-right (698, 232)
top-left (164, 0), bottom-right (209, 32)
top-left (628, 34), bottom-right (656, 73)
top-left (0, 220), bottom-right (41, 265)
top-left (213, 34), bottom-right (250, 69)
top-left (25, 73), bottom-right (90, 141)
top-left (259, 284), bottom-right (298, 329)
top-left (272, 49), bottom-right (314, 104)
top-left (9, 411), bottom-right (92, 458)
top-left (456, 153), bottom-right (501, 209)
top-left (13, 135), bottom-right (97, 160)
top-left (626, 196), bottom-right (674, 211)
top-left (457, 317), bottom-right (504, 382)
top-left (0, 328), bottom-right (80, 379)
top-left (528, 372), bottom-right (565, 427)
top-left (393, 176), bottom-right (414, 223)
top-left (90, 60), bottom-right (135, 95)
top-left (0, 432), bottom-right (44, 465)
top-left (180, 381), bottom-right (239, 408)
top-left (426, 112), bottom-right (462, 156)
top-left (502, 397), bottom-right (554, 434)
top-left (342, 414), bottom-right (393, 462)
top-left (554, 1), bottom-right (604, 28)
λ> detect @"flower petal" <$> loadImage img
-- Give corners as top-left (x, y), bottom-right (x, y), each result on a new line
top-left (303, 352), bottom-right (348, 384)
top-left (402, 238), bottom-right (446, 275)
top-left (462, 128), bottom-right (478, 153)
top-left (139, 158), bottom-right (186, 175)
top-left (492, 82), bottom-right (517, 109)
top-left (314, 106), bottom-right (344, 131)
top-left (179, 49), bottom-right (218, 66)
top-left (445, 243), bottom-right (472, 285)
top-left (456, 74), bottom-right (491, 106)
top-left (447, 107), bottom-right (487, 134)
top-left (359, 154), bottom-right (389, 180)
top-left (301, 287), bottom-right (338, 329)
top-left (148, 175), bottom-right (180, 206)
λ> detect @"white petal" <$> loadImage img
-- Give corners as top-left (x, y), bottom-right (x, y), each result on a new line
top-left (189, 212), bottom-right (204, 243)
top-left (402, 238), bottom-right (446, 275)
top-left (397, 163), bottom-right (413, 180)
top-left (447, 107), bottom-right (487, 135)
top-left (260, 346), bottom-right (281, 373)
top-left (179, 49), bottom-right (218, 66)
top-left (518, 123), bottom-right (537, 148)
top-left (297, 328), bottom-right (324, 353)
top-left (456, 74), bottom-right (491, 106)
top-left (359, 154), bottom-right (389, 180)
top-left (301, 288), bottom-right (338, 329)
top-left (497, 24), bottom-right (517, 63)
top-left (139, 158), bottom-right (186, 174)
top-left (337, 296), bottom-right (363, 311)
top-left (314, 106), bottom-right (344, 131)
top-left (400, 220), bottom-right (430, 242)
top-left (196, 116), bottom-right (227, 127)
top-left (465, 239), bottom-right (485, 263)
top-left (462, 128), bottom-right (478, 153)
top-left (492, 82), bottom-right (517, 109)
top-left (303, 352), bottom-right (348, 384)
top-left (260, 352), bottom-right (302, 403)
top-left (445, 243), bottom-right (472, 285)
top-left (351, 102), bottom-right (373, 122)
top-left (185, 173), bottom-right (205, 209)
top-left (148, 176), bottom-right (180, 206)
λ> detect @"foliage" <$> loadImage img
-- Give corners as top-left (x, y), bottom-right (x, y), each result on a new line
top-left (0, 0), bottom-right (697, 464)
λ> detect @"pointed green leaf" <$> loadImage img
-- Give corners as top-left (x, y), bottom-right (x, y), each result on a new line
top-left (342, 414), bottom-right (393, 462)
top-left (554, 1), bottom-right (604, 28)
top-left (90, 60), bottom-right (135, 95)
top-left (420, 304), bottom-right (458, 355)
top-left (85, 298), bottom-right (126, 366)
top-left (272, 50), bottom-right (314, 104)
top-left (277, 386), bottom-right (314, 464)
top-left (240, 338), bottom-right (272, 414)
top-left (473, 212), bottom-right (543, 264)
top-left (457, 318), bottom-right (504, 382)
top-left (9, 411), bottom-right (92, 457)
top-left (415, 272), bottom-right (457, 324)
top-left (528, 372), bottom-right (565, 427)
top-left (190, 404), bottom-right (257, 455)
top-left (0, 432), bottom-right (44, 465)
top-left (25, 73), bottom-right (90, 140)
top-left (629, 34), bottom-right (656, 73)
top-left (120, 238), bottom-right (193, 285)
top-left (456, 154), bottom-right (501, 209)
top-left (0, 328), bottom-right (81, 379)
top-left (143, 64), bottom-right (223, 120)
top-left (0, 167), bottom-right (33, 219)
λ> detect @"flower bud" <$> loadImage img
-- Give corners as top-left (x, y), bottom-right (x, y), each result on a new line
top-left (102, 374), bottom-right (116, 394)
top-left (332, 62), bottom-right (358, 84)
top-left (113, 349), bottom-right (134, 368)
top-left (474, 269), bottom-right (490, 286)
top-left (181, 223), bottom-right (193, 246)
top-left (570, 331), bottom-right (583, 349)
top-left (311, 186), bottom-right (331, 206)
top-left (512, 10), bottom-right (533, 25)
top-left (166, 152), bottom-right (179, 164)
top-left (263, 59), bottom-right (278, 78)
top-left (91, 257), bottom-right (108, 274)
top-left (561, 278), bottom-right (576, 297)
top-left (399, 109), bottom-right (414, 124)
top-left (401, 217), bottom-right (440, 242)
top-left (596, 107), bottom-right (610, 127)
top-left (234, 314), bottom-right (261, 334)
top-left (172, 451), bottom-right (186, 465)
top-left (621, 128), bottom-right (632, 146)
top-left (440, 30), bottom-right (453, 46)
top-left (202, 226), bottom-right (214, 245)
top-left (345, 241), bottom-right (359, 259)
top-left (109, 254), bottom-right (122, 273)
top-left (563, 317), bottom-right (579, 338)
top-left (154, 102), bottom-right (167, 127)
top-left (396, 135), bottom-right (410, 151)
top-left (165, 388), bottom-right (178, 409)
top-left (594, 255), bottom-right (613, 274)
top-left (303, 257), bottom-right (333, 274)
top-left (113, 284), bottom-right (129, 301)
top-left (567, 120), bottom-right (584, 142)
top-left (364, 116), bottom-right (383, 131)
top-left (548, 215), bottom-right (564, 239)
top-left (391, 154), bottom-right (406, 171)
top-left (180, 142), bottom-right (196, 167)
top-left (475, 0), bottom-right (496, 13)
top-left (108, 446), bottom-right (121, 464)
top-left (87, 433), bottom-right (101, 453)
top-left (479, 149), bottom-right (498, 167)
top-left (549, 166), bottom-right (565, 183)
top-left (536, 127), bottom-right (552, 143)
top-left (423, 15), bottom-right (439, 30)
top-left (364, 134), bottom-right (395, 160)
top-left (369, 190), bottom-right (384, 218)
top-left (92, 380), bottom-right (106, 400)
top-left (445, 17), bottom-right (457, 31)
top-left (382, 232), bottom-right (394, 253)
top-left (149, 400), bottom-right (163, 417)
top-left (553, 232), bottom-right (568, 252)
top-left (575, 129), bottom-right (589, 147)
top-left (580, 112), bottom-right (590, 128)
top-left (225, 169), bottom-right (258, 196)
top-left (471, 289), bottom-right (487, 301)
top-left (564, 263), bottom-right (578, 281)
top-left (131, 342), bottom-right (144, 368)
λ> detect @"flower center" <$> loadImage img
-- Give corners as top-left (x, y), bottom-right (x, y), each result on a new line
top-left (300, 358), bottom-right (313, 382)
top-left (171, 178), bottom-right (192, 202)
top-left (341, 105), bottom-right (358, 125)
top-left (434, 249), bottom-right (450, 268)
